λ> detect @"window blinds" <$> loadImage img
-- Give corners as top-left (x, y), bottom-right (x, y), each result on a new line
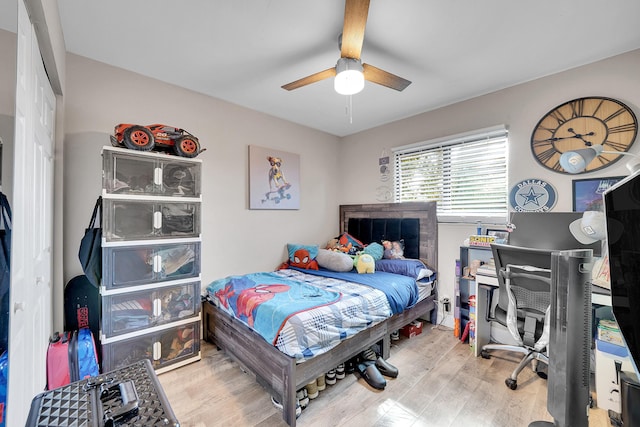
top-left (393, 127), bottom-right (508, 222)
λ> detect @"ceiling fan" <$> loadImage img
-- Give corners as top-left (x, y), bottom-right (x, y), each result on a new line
top-left (281, 0), bottom-right (411, 95)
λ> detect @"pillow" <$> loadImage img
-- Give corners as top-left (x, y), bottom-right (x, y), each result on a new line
top-left (285, 243), bottom-right (319, 270)
top-left (362, 242), bottom-right (384, 261)
top-left (375, 259), bottom-right (434, 280)
top-left (382, 240), bottom-right (405, 259)
top-left (316, 249), bottom-right (354, 272)
top-left (337, 232), bottom-right (364, 248)
top-left (287, 243), bottom-right (318, 261)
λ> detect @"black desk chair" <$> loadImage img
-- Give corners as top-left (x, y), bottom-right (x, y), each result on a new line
top-left (481, 263), bottom-right (551, 390)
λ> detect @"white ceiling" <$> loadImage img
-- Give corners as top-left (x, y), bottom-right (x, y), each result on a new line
top-left (4, 1), bottom-right (640, 137)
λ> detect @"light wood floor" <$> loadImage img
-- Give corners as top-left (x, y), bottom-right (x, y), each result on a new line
top-left (158, 325), bottom-right (612, 427)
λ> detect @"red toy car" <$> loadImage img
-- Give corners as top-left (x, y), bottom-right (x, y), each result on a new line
top-left (110, 123), bottom-right (205, 158)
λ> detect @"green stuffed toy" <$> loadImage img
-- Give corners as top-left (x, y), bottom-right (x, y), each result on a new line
top-left (355, 254), bottom-right (375, 274)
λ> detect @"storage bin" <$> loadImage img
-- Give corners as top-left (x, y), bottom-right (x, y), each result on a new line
top-left (101, 320), bottom-right (201, 373)
top-left (102, 146), bottom-right (201, 197)
top-left (102, 239), bottom-right (201, 289)
top-left (102, 198), bottom-right (201, 241)
top-left (101, 281), bottom-right (201, 338)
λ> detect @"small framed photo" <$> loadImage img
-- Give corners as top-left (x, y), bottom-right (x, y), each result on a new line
top-left (572, 176), bottom-right (624, 212)
top-left (486, 229), bottom-right (509, 243)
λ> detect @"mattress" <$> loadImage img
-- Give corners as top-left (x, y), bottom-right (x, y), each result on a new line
top-left (206, 268), bottom-right (434, 361)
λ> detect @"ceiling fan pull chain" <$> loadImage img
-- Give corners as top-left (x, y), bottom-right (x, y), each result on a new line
top-left (346, 94), bottom-right (353, 124)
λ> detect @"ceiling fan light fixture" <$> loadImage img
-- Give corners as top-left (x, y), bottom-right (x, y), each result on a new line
top-left (334, 58), bottom-right (364, 95)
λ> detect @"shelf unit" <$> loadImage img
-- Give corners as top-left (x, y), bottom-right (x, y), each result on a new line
top-left (455, 245), bottom-right (493, 338)
top-left (99, 146), bottom-right (202, 373)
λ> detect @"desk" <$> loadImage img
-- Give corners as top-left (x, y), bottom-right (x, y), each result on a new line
top-left (473, 270), bottom-right (612, 357)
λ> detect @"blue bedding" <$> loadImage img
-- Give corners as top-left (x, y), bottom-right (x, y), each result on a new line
top-left (291, 267), bottom-right (419, 314)
top-left (208, 272), bottom-right (341, 344)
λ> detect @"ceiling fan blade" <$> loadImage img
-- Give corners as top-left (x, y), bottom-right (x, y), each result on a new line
top-left (281, 67), bottom-right (337, 91)
top-left (363, 63), bottom-right (411, 91)
top-left (340, 0), bottom-right (370, 60)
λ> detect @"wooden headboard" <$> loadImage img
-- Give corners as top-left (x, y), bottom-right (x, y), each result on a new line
top-left (339, 202), bottom-right (438, 270)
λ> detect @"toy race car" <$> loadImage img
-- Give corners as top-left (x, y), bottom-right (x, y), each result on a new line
top-left (110, 123), bottom-right (205, 158)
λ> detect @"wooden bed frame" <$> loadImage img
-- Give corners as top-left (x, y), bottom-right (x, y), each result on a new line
top-left (202, 202), bottom-right (438, 426)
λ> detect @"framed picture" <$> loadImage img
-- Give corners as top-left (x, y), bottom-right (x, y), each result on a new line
top-left (572, 176), bottom-right (624, 212)
top-left (249, 145), bottom-right (300, 210)
top-left (486, 229), bottom-right (509, 243)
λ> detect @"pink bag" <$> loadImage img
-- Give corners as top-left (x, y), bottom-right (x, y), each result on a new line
top-left (46, 329), bottom-right (99, 390)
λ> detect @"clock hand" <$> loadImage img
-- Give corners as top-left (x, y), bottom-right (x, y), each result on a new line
top-left (538, 130), bottom-right (597, 143)
top-left (538, 135), bottom-right (578, 142)
top-left (567, 128), bottom-right (596, 146)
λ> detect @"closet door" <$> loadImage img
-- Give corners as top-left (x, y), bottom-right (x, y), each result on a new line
top-left (8, 1), bottom-right (55, 425)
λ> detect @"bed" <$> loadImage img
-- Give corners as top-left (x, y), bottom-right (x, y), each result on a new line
top-left (202, 202), bottom-right (438, 426)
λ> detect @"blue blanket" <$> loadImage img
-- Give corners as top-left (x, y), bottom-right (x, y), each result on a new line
top-left (291, 267), bottom-right (419, 314)
top-left (208, 272), bottom-right (341, 344)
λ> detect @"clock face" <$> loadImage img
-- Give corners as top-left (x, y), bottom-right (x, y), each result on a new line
top-left (531, 97), bottom-right (638, 173)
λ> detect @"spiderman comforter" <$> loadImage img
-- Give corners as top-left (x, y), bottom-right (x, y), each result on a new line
top-left (206, 268), bottom-right (419, 361)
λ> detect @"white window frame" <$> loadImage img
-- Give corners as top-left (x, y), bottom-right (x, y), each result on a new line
top-left (393, 125), bottom-right (509, 223)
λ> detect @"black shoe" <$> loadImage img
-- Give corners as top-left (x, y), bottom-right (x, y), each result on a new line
top-left (357, 363), bottom-right (386, 390)
top-left (375, 357), bottom-right (399, 378)
top-left (344, 356), bottom-right (358, 374)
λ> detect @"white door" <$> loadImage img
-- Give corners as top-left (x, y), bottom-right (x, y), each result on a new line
top-left (8, 1), bottom-right (55, 425)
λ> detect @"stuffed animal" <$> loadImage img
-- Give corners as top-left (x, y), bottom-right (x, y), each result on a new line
top-left (382, 240), bottom-right (404, 259)
top-left (355, 254), bottom-right (375, 274)
top-left (277, 247), bottom-right (319, 270)
top-left (326, 234), bottom-right (362, 255)
top-left (325, 238), bottom-right (341, 251)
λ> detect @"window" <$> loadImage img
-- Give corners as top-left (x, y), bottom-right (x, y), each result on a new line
top-left (393, 126), bottom-right (508, 223)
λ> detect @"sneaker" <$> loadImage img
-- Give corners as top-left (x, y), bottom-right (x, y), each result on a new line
top-left (305, 380), bottom-right (319, 399)
top-left (296, 388), bottom-right (309, 409)
top-left (362, 347), bottom-right (377, 361)
top-left (326, 369), bottom-right (337, 385)
top-left (271, 396), bottom-right (302, 419)
top-left (391, 330), bottom-right (400, 341)
top-left (336, 363), bottom-right (346, 380)
top-left (316, 374), bottom-right (326, 391)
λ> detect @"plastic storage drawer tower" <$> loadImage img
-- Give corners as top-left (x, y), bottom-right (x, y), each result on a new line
top-left (100, 146), bottom-right (202, 373)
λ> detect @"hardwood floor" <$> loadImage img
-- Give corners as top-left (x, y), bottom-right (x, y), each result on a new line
top-left (158, 325), bottom-right (611, 427)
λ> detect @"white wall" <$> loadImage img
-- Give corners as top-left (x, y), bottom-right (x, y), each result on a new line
top-left (62, 54), bottom-right (342, 293)
top-left (338, 49), bottom-right (640, 327)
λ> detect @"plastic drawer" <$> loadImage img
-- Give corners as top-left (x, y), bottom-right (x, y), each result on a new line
top-left (101, 281), bottom-right (201, 338)
top-left (103, 198), bottom-right (201, 241)
top-left (102, 239), bottom-right (201, 289)
top-left (102, 146), bottom-right (201, 197)
top-left (102, 320), bottom-right (201, 373)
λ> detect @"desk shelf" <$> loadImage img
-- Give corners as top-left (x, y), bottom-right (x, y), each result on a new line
top-left (455, 245), bottom-right (493, 339)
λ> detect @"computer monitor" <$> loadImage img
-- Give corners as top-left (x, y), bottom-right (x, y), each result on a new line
top-left (508, 212), bottom-right (601, 256)
top-left (603, 171), bottom-right (640, 382)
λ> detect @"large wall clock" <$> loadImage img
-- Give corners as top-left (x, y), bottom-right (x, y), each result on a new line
top-left (531, 97), bottom-right (638, 173)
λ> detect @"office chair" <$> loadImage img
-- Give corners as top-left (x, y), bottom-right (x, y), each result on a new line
top-left (481, 263), bottom-right (551, 390)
